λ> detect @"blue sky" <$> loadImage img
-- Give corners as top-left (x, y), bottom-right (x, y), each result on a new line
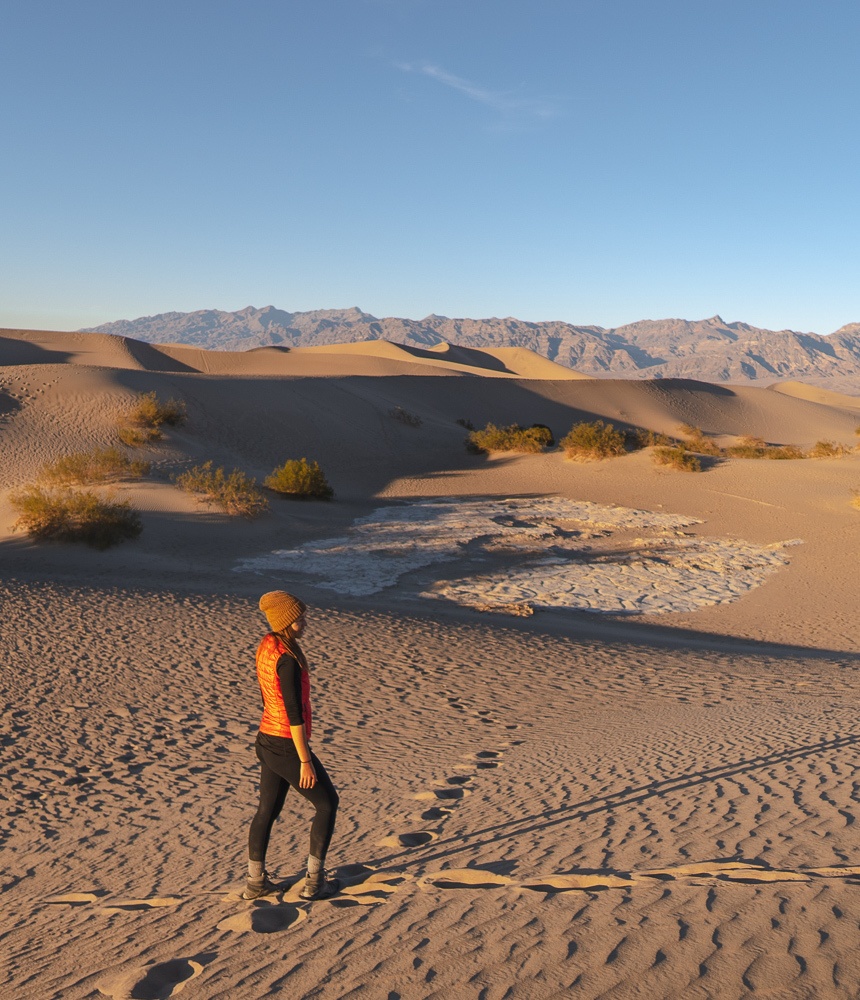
top-left (1, 0), bottom-right (858, 334)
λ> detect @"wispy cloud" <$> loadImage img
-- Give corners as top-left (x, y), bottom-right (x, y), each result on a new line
top-left (396, 61), bottom-right (559, 125)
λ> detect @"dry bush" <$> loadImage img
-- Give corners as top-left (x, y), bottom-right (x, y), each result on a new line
top-left (265, 458), bottom-right (334, 500)
top-left (118, 390), bottom-right (186, 446)
top-left (630, 428), bottom-right (675, 449)
top-left (560, 420), bottom-right (626, 460)
top-left (129, 390), bottom-right (187, 427)
top-left (469, 423), bottom-right (554, 454)
top-left (725, 436), bottom-right (805, 460)
top-left (677, 425), bottom-right (724, 456)
top-left (808, 440), bottom-right (850, 458)
top-left (118, 424), bottom-right (162, 446)
top-left (389, 406), bottom-right (423, 427)
top-left (40, 447), bottom-right (150, 486)
top-left (652, 446), bottom-right (702, 472)
top-left (852, 490), bottom-right (860, 511)
top-left (174, 461), bottom-right (268, 518)
top-left (455, 418), bottom-right (475, 430)
top-left (10, 487), bottom-right (142, 548)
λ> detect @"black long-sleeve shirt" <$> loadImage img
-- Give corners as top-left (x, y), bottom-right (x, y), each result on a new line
top-left (276, 653), bottom-right (305, 727)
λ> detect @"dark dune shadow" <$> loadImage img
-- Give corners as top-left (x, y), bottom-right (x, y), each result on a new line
top-left (396, 342), bottom-right (515, 374)
top-left (0, 390), bottom-right (21, 417)
top-left (0, 335), bottom-right (71, 366)
top-left (121, 338), bottom-right (201, 373)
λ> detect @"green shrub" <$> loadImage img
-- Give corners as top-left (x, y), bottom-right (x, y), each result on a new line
top-left (118, 390), bottom-right (186, 446)
top-left (10, 487), bottom-right (142, 548)
top-left (40, 447), bottom-right (150, 486)
top-left (652, 446), bottom-right (702, 472)
top-left (389, 406), bottom-right (422, 427)
top-left (468, 423), bottom-right (553, 454)
top-left (265, 458), bottom-right (334, 500)
top-left (174, 461), bottom-right (268, 518)
top-left (560, 420), bottom-right (626, 460)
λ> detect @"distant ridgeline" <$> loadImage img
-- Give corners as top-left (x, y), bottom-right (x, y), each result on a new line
top-left (82, 306), bottom-right (860, 382)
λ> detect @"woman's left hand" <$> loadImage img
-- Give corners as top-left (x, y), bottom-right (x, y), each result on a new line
top-left (299, 760), bottom-right (317, 789)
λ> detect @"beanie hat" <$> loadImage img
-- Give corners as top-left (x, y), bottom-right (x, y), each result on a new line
top-left (259, 591), bottom-right (306, 633)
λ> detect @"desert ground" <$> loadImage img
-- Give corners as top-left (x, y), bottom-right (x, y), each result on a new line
top-left (2, 327), bottom-right (860, 1000)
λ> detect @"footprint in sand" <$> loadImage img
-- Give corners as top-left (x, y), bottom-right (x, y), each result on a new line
top-left (378, 744), bottom-right (513, 850)
top-left (46, 891), bottom-right (108, 905)
top-left (218, 903), bottom-right (306, 934)
top-left (332, 871), bottom-right (413, 908)
top-left (46, 892), bottom-right (181, 912)
top-left (415, 861), bottom-right (860, 897)
top-left (98, 954), bottom-right (213, 999)
top-left (100, 897), bottom-right (183, 913)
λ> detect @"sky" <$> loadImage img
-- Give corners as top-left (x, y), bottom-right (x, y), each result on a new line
top-left (1, 0), bottom-right (858, 335)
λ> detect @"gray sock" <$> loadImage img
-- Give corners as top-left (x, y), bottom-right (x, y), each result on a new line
top-left (248, 859), bottom-right (264, 880)
top-left (307, 854), bottom-right (322, 875)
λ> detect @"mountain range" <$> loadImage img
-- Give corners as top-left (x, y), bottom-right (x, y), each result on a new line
top-left (83, 306), bottom-right (860, 384)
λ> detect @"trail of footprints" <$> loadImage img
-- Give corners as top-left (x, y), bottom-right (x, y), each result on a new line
top-left (376, 694), bottom-right (517, 851)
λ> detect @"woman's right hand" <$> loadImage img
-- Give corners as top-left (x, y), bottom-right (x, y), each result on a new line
top-left (300, 761), bottom-right (317, 789)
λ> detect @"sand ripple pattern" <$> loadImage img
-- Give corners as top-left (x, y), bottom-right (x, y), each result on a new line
top-left (4, 583), bottom-right (860, 999)
top-left (235, 496), bottom-right (796, 614)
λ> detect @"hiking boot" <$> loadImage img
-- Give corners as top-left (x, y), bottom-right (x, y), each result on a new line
top-left (299, 869), bottom-right (340, 901)
top-left (242, 873), bottom-right (278, 900)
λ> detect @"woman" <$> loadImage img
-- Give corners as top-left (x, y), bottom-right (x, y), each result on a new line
top-left (243, 590), bottom-right (340, 901)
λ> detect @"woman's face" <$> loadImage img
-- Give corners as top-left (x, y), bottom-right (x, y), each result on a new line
top-left (290, 614), bottom-right (307, 638)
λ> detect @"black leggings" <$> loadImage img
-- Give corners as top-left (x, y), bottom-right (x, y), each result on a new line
top-left (248, 733), bottom-right (339, 865)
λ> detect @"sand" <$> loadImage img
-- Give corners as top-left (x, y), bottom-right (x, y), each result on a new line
top-left (2, 328), bottom-right (860, 999)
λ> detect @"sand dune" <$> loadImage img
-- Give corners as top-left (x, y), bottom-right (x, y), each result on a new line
top-left (2, 328), bottom-right (860, 999)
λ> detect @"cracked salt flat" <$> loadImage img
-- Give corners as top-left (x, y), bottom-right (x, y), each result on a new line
top-left (234, 497), bottom-right (797, 614)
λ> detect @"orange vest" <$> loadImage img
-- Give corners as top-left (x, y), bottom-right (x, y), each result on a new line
top-left (256, 633), bottom-right (312, 739)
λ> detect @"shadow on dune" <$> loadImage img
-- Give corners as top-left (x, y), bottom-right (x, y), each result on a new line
top-left (371, 730), bottom-right (860, 870)
top-left (0, 335), bottom-right (71, 365)
top-left (94, 368), bottom-right (773, 501)
top-left (0, 390), bottom-right (21, 417)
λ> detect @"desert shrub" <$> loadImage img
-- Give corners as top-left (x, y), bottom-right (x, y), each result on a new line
top-left (40, 447), bottom-right (150, 486)
top-left (765, 444), bottom-right (806, 460)
top-left (652, 446), bottom-right (702, 472)
top-left (560, 420), bottom-right (626, 460)
top-left (677, 425), bottom-right (724, 456)
top-left (10, 487), bottom-right (142, 549)
top-left (808, 439), bottom-right (850, 458)
top-left (725, 437), bottom-right (805, 459)
top-left (468, 423), bottom-right (553, 454)
top-left (118, 390), bottom-right (186, 446)
top-left (128, 390), bottom-right (187, 428)
top-left (174, 461), bottom-right (269, 518)
top-left (118, 424), bottom-right (161, 446)
top-left (629, 428), bottom-right (675, 450)
top-left (455, 418), bottom-right (475, 430)
top-left (529, 423), bottom-right (555, 448)
top-left (265, 458), bottom-right (334, 499)
top-left (852, 490), bottom-right (860, 510)
top-left (389, 406), bottom-right (422, 427)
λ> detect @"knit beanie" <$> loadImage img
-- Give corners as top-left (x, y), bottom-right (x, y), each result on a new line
top-left (259, 591), bottom-right (306, 633)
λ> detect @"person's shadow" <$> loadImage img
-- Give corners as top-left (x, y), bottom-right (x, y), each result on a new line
top-left (367, 730), bottom-right (860, 871)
